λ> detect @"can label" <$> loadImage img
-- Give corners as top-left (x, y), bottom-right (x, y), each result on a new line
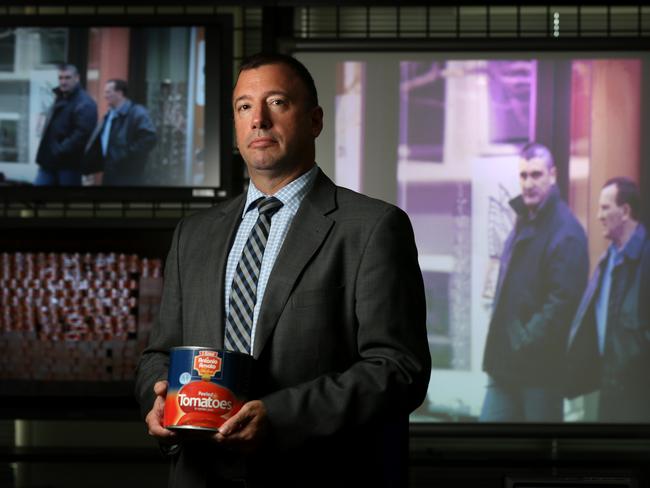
top-left (164, 347), bottom-right (253, 432)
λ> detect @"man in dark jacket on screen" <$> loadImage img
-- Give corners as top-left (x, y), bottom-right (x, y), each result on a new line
top-left (481, 142), bottom-right (589, 422)
top-left (35, 64), bottom-right (97, 186)
top-left (566, 177), bottom-right (650, 422)
top-left (83, 79), bottom-right (156, 186)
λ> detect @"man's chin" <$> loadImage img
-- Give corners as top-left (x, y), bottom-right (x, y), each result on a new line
top-left (249, 160), bottom-right (280, 171)
top-left (247, 160), bottom-right (287, 177)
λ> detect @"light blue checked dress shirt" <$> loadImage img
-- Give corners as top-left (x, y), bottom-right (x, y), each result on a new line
top-left (224, 165), bottom-right (318, 348)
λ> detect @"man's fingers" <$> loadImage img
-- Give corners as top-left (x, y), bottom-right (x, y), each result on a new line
top-left (218, 405), bottom-right (250, 436)
top-left (146, 417), bottom-right (175, 438)
top-left (145, 390), bottom-right (176, 440)
top-left (145, 408), bottom-right (176, 439)
top-left (153, 380), bottom-right (169, 397)
top-left (214, 400), bottom-right (268, 454)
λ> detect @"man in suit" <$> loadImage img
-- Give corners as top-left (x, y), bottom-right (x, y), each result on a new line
top-left (566, 177), bottom-right (650, 422)
top-left (35, 63), bottom-right (97, 186)
top-left (82, 79), bottom-right (156, 186)
top-left (480, 143), bottom-right (588, 422)
top-left (136, 53), bottom-right (431, 487)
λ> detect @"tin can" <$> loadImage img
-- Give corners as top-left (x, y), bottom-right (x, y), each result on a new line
top-left (164, 347), bottom-right (254, 432)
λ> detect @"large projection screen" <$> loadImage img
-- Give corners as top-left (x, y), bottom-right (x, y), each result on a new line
top-left (297, 51), bottom-right (647, 425)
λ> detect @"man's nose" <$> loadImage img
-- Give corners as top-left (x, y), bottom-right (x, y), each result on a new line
top-left (252, 105), bottom-right (271, 130)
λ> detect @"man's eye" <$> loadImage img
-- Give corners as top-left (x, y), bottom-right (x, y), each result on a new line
top-left (237, 104), bottom-right (250, 112)
top-left (270, 99), bottom-right (285, 106)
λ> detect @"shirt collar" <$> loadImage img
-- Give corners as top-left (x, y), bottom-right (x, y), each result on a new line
top-left (242, 164), bottom-right (318, 217)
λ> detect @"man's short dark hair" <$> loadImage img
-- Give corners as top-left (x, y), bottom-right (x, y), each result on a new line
top-left (58, 63), bottom-right (79, 76)
top-left (603, 176), bottom-right (641, 221)
top-left (107, 79), bottom-right (128, 97)
top-left (237, 53), bottom-right (319, 108)
top-left (520, 142), bottom-right (555, 169)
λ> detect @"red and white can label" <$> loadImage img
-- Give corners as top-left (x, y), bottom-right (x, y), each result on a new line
top-left (164, 347), bottom-right (253, 432)
top-left (193, 350), bottom-right (222, 379)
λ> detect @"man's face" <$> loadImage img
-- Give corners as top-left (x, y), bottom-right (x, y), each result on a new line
top-left (58, 69), bottom-right (79, 94)
top-left (518, 157), bottom-right (556, 211)
top-left (597, 184), bottom-right (627, 242)
top-left (232, 63), bottom-right (323, 176)
top-left (104, 82), bottom-right (122, 109)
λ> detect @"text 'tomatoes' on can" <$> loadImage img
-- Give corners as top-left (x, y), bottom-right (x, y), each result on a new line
top-left (164, 346), bottom-right (254, 432)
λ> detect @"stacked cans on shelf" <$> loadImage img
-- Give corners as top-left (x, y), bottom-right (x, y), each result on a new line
top-left (0, 252), bottom-right (163, 381)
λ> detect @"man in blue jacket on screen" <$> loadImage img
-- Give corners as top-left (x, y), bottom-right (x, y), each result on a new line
top-left (566, 177), bottom-right (650, 422)
top-left (35, 63), bottom-right (97, 186)
top-left (135, 53), bottom-right (431, 487)
top-left (481, 142), bottom-right (589, 422)
top-left (82, 79), bottom-right (157, 186)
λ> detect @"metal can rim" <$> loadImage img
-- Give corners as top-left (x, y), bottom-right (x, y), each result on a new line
top-left (169, 346), bottom-right (254, 359)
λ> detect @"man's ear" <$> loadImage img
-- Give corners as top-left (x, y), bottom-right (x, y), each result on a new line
top-left (621, 202), bottom-right (632, 221)
top-left (311, 106), bottom-right (324, 138)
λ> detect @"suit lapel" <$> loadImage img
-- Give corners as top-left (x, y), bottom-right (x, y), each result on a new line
top-left (252, 171), bottom-right (337, 358)
top-left (200, 195), bottom-right (246, 348)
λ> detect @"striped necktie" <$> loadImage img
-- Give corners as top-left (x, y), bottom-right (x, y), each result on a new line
top-left (224, 196), bottom-right (283, 354)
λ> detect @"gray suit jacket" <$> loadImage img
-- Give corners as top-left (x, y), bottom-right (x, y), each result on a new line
top-left (135, 169), bottom-right (431, 487)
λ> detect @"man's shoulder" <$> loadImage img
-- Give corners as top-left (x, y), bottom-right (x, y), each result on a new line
top-left (180, 178), bottom-right (403, 227)
top-left (548, 197), bottom-right (576, 219)
top-left (75, 88), bottom-right (97, 107)
top-left (179, 195), bottom-right (244, 228)
top-left (167, 197), bottom-right (242, 248)
top-left (128, 101), bottom-right (151, 117)
top-left (335, 185), bottom-right (393, 211)
top-left (548, 198), bottom-right (585, 234)
top-left (330, 185), bottom-right (409, 229)
top-left (306, 170), bottom-right (405, 221)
